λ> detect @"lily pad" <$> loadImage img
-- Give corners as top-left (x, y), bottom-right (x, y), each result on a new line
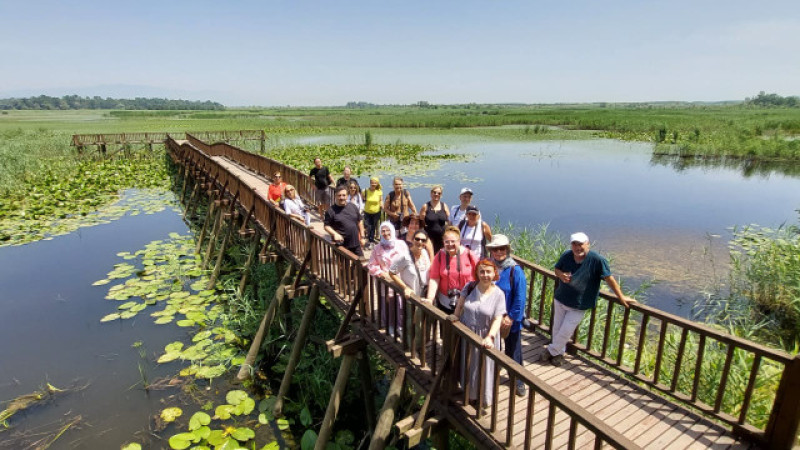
top-left (92, 279), bottom-right (111, 286)
top-left (215, 404), bottom-right (236, 420)
top-left (168, 432), bottom-right (196, 450)
top-left (121, 443), bottom-right (142, 450)
top-left (160, 407), bottom-right (183, 423)
top-left (100, 313), bottom-right (121, 322)
top-left (230, 427), bottom-right (255, 441)
top-left (188, 411), bottom-right (211, 430)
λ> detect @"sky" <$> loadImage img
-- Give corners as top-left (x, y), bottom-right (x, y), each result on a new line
top-left (1, 1), bottom-right (798, 106)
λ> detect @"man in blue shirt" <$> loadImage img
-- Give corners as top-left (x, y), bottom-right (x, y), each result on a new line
top-left (545, 232), bottom-right (635, 366)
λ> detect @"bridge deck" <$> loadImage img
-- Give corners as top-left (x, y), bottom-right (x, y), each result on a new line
top-left (208, 154), bottom-right (750, 449)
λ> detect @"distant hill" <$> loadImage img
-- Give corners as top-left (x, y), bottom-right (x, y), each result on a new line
top-left (0, 95), bottom-right (225, 110)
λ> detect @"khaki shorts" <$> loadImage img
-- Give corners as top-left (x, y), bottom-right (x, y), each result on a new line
top-left (316, 188), bottom-right (331, 205)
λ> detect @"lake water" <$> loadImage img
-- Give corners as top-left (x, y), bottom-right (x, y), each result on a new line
top-left (287, 133), bottom-right (800, 316)
top-left (0, 193), bottom-right (189, 448)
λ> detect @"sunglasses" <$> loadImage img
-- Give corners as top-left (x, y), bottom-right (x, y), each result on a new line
top-left (414, 237), bottom-right (427, 242)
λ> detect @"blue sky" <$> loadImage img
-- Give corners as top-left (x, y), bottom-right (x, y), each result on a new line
top-left (1, 1), bottom-right (798, 106)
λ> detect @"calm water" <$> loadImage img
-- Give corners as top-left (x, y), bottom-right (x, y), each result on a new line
top-left (0, 194), bottom-right (189, 449)
top-left (290, 134), bottom-right (800, 315)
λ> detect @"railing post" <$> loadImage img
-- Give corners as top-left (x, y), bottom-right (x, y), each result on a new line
top-left (766, 354), bottom-right (800, 449)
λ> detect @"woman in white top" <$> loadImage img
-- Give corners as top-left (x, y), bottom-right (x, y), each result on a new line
top-left (389, 230), bottom-right (432, 298)
top-left (282, 184), bottom-right (311, 226)
top-left (346, 180), bottom-right (365, 213)
top-left (458, 205), bottom-right (492, 260)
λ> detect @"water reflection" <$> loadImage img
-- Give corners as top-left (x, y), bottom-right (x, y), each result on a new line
top-left (651, 154), bottom-right (800, 178)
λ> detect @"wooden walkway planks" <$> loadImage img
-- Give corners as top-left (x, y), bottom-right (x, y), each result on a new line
top-left (204, 153), bottom-right (751, 449)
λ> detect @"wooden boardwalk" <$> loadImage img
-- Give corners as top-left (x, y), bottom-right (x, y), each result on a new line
top-left (204, 151), bottom-right (752, 449)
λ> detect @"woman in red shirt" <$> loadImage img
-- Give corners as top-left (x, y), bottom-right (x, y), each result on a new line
top-left (424, 225), bottom-right (477, 314)
top-left (267, 172), bottom-right (287, 205)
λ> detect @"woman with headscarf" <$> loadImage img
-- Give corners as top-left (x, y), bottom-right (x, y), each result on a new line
top-left (362, 177), bottom-right (383, 248)
top-left (452, 259), bottom-right (506, 411)
top-left (487, 234), bottom-right (528, 397)
top-left (368, 221), bottom-right (410, 334)
top-left (282, 184), bottom-right (311, 226)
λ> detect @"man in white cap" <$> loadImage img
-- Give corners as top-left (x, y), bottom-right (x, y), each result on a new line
top-left (545, 232), bottom-right (635, 366)
top-left (449, 187), bottom-right (473, 225)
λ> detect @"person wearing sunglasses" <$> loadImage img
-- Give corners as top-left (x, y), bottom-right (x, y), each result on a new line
top-left (418, 185), bottom-right (450, 253)
top-left (282, 184), bottom-right (311, 226)
top-left (389, 230), bottom-right (432, 299)
top-left (267, 172), bottom-right (287, 206)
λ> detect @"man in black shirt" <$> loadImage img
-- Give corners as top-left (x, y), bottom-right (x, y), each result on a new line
top-left (324, 185), bottom-right (365, 257)
top-left (335, 166), bottom-right (360, 190)
top-left (310, 157), bottom-right (334, 216)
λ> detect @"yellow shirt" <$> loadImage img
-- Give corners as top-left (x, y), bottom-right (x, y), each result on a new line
top-left (364, 188), bottom-right (383, 214)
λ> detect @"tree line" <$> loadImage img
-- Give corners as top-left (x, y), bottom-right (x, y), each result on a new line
top-left (0, 95), bottom-right (225, 110)
top-left (744, 91), bottom-right (800, 108)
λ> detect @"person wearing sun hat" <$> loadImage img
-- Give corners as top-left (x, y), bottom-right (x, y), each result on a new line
top-left (487, 234), bottom-right (528, 397)
top-left (545, 232), bottom-right (635, 367)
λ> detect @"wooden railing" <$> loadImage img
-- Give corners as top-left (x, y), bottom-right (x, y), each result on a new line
top-left (167, 136), bottom-right (642, 449)
top-left (72, 130), bottom-right (266, 153)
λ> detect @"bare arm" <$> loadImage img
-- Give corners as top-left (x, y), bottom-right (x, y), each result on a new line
top-left (425, 278), bottom-right (438, 303)
top-left (604, 275), bottom-right (635, 308)
top-left (406, 192), bottom-right (417, 215)
top-left (453, 295), bottom-right (466, 318)
top-left (384, 195), bottom-right (397, 220)
top-left (484, 315), bottom-right (503, 348)
top-left (483, 222), bottom-right (492, 243)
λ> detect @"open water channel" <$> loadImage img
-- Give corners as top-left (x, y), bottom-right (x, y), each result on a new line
top-left (1, 134), bottom-right (798, 448)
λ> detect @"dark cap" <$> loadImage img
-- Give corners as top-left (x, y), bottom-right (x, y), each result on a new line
top-left (465, 205), bottom-right (479, 214)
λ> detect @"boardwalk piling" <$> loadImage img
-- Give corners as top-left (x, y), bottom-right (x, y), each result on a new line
top-left (368, 367), bottom-right (405, 450)
top-left (358, 347), bottom-right (377, 434)
top-left (273, 284), bottom-right (321, 417)
top-left (236, 263), bottom-right (295, 381)
top-left (202, 202), bottom-right (224, 269)
top-left (195, 191), bottom-right (218, 254)
top-left (315, 352), bottom-right (356, 450)
top-left (238, 234), bottom-right (261, 297)
top-left (766, 354), bottom-right (800, 449)
top-left (208, 205), bottom-right (237, 289)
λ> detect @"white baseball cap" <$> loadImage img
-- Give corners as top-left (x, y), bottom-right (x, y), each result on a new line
top-left (570, 232), bottom-right (589, 244)
top-left (459, 187), bottom-right (473, 195)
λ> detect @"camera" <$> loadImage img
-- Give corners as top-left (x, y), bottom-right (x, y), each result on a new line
top-left (447, 289), bottom-right (461, 308)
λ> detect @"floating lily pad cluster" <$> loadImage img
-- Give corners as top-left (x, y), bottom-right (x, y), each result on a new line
top-left (0, 152), bottom-right (171, 246)
top-left (265, 142), bottom-right (469, 180)
top-left (95, 234), bottom-right (244, 380)
top-left (159, 390), bottom-right (284, 450)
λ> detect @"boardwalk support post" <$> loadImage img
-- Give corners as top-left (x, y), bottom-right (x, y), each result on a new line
top-left (238, 234), bottom-right (261, 297)
top-left (208, 200), bottom-right (238, 289)
top-left (766, 354), bottom-right (800, 449)
top-left (358, 346), bottom-right (377, 435)
top-left (236, 263), bottom-right (295, 381)
top-left (273, 284), bottom-right (321, 417)
top-left (195, 191), bottom-right (218, 254)
top-left (315, 351), bottom-right (357, 450)
top-left (202, 201), bottom-right (224, 269)
top-left (368, 367), bottom-right (405, 450)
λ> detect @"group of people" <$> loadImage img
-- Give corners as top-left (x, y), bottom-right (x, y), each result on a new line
top-left (270, 158), bottom-right (636, 410)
